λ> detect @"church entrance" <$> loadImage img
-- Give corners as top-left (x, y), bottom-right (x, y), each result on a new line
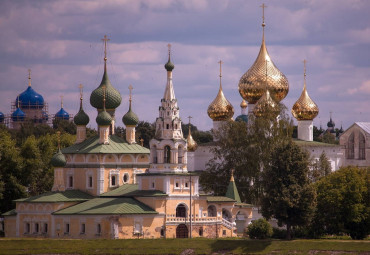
top-left (176, 224), bottom-right (188, 238)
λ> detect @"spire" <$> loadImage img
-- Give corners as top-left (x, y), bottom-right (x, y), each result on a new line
top-left (163, 44), bottom-right (176, 101)
top-left (28, 69), bottom-right (31, 87)
top-left (225, 169), bottom-right (241, 203)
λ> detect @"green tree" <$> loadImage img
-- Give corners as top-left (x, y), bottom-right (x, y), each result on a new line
top-left (136, 121), bottom-right (155, 148)
top-left (0, 128), bottom-right (26, 213)
top-left (52, 119), bottom-right (76, 134)
top-left (200, 105), bottom-right (293, 205)
top-left (314, 166), bottom-right (370, 239)
top-left (247, 218), bottom-right (273, 239)
top-left (310, 151), bottom-right (332, 182)
top-left (183, 123), bottom-right (213, 144)
top-left (261, 140), bottom-right (316, 239)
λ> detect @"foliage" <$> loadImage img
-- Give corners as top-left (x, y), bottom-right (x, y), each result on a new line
top-left (261, 140), bottom-right (316, 239)
top-left (309, 151), bottom-right (332, 182)
top-left (182, 123), bottom-right (213, 144)
top-left (272, 227), bottom-right (287, 239)
top-left (52, 119), bottom-right (77, 134)
top-left (200, 104), bottom-right (293, 205)
top-left (247, 218), bottom-right (273, 239)
top-left (136, 121), bottom-right (155, 148)
top-left (313, 166), bottom-right (370, 239)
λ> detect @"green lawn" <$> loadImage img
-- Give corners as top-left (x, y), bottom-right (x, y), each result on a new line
top-left (0, 238), bottom-right (369, 254)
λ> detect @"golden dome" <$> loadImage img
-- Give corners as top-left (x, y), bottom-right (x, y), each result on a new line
top-left (240, 99), bottom-right (248, 109)
top-left (238, 24), bottom-right (289, 104)
top-left (292, 62), bottom-right (319, 120)
top-left (187, 131), bottom-right (198, 152)
top-left (253, 89), bottom-right (278, 117)
top-left (208, 61), bottom-right (234, 121)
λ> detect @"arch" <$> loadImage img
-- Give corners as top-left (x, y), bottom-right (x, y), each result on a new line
top-left (207, 205), bottom-right (217, 217)
top-left (176, 204), bottom-right (187, 218)
top-left (120, 154), bottom-right (134, 163)
top-left (222, 208), bottom-right (232, 222)
top-left (164, 145), bottom-right (171, 163)
top-left (103, 154), bottom-right (118, 163)
top-left (347, 132), bottom-right (354, 159)
top-left (176, 224), bottom-right (188, 238)
top-left (86, 154), bottom-right (98, 163)
top-left (359, 132), bottom-right (366, 160)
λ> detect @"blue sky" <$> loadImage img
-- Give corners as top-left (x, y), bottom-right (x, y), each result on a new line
top-left (0, 0), bottom-right (369, 131)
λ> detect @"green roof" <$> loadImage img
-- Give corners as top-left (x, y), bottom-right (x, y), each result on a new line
top-left (14, 190), bottom-right (93, 203)
top-left (54, 197), bottom-right (157, 215)
top-left (225, 179), bottom-right (241, 203)
top-left (62, 135), bottom-right (150, 154)
top-left (101, 184), bottom-right (167, 197)
top-left (235, 202), bottom-right (254, 208)
top-left (137, 172), bottom-right (199, 177)
top-left (293, 139), bottom-right (340, 147)
top-left (2, 209), bottom-right (16, 216)
top-left (206, 196), bottom-right (236, 203)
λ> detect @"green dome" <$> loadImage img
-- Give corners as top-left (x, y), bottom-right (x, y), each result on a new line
top-left (164, 59), bottom-right (175, 72)
top-left (74, 107), bottom-right (90, 126)
top-left (90, 70), bottom-right (122, 110)
top-left (96, 109), bottom-right (112, 126)
top-left (122, 107), bottom-right (139, 126)
top-left (51, 149), bottom-right (66, 167)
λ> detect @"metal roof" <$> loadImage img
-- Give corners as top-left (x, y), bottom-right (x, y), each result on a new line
top-left (14, 190), bottom-right (93, 203)
top-left (355, 122), bottom-right (370, 135)
top-left (62, 135), bottom-right (150, 154)
top-left (54, 197), bottom-right (157, 215)
top-left (206, 196), bottom-right (236, 203)
top-left (101, 184), bottom-right (167, 197)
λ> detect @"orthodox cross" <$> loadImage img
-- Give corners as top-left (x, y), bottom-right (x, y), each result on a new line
top-left (128, 84), bottom-right (133, 102)
top-left (167, 43), bottom-right (171, 57)
top-left (303, 60), bottom-right (307, 88)
top-left (218, 60), bottom-right (223, 89)
top-left (79, 84), bottom-right (83, 100)
top-left (260, 3), bottom-right (267, 24)
top-left (60, 95), bottom-right (64, 108)
top-left (28, 69), bottom-right (31, 87)
top-left (102, 35), bottom-right (110, 61)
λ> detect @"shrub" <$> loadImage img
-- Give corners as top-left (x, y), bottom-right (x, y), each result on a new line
top-left (247, 218), bottom-right (273, 239)
top-left (272, 227), bottom-right (287, 239)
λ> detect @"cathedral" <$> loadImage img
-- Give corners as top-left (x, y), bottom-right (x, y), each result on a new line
top-left (2, 7), bottom-right (368, 239)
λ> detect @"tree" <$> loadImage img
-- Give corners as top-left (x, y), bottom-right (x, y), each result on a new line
top-left (200, 104), bottom-right (293, 205)
top-left (135, 121), bottom-right (155, 148)
top-left (313, 166), bottom-right (370, 239)
top-left (310, 151), bottom-right (332, 182)
top-left (261, 140), bottom-right (316, 239)
top-left (182, 123), bottom-right (213, 144)
top-left (247, 218), bottom-right (273, 239)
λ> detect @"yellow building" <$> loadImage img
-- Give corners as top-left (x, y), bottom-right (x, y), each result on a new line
top-left (2, 41), bottom-right (252, 239)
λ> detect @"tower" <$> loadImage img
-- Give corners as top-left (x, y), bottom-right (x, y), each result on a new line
top-left (73, 84), bottom-right (90, 143)
top-left (238, 4), bottom-right (289, 116)
top-left (122, 85), bottom-right (139, 144)
top-left (292, 60), bottom-right (319, 141)
top-left (207, 60), bottom-right (234, 139)
top-left (149, 44), bottom-right (187, 173)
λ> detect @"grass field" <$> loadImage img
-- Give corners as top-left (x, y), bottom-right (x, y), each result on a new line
top-left (0, 238), bottom-right (369, 255)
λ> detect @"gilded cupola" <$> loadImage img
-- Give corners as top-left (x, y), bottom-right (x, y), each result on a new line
top-left (186, 116), bottom-right (198, 152)
top-left (90, 35), bottom-right (122, 111)
top-left (238, 4), bottom-right (289, 104)
top-left (207, 61), bottom-right (234, 121)
top-left (253, 89), bottom-right (278, 117)
top-left (292, 60), bottom-right (319, 121)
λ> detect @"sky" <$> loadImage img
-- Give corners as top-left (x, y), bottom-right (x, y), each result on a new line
top-left (0, 0), bottom-right (369, 131)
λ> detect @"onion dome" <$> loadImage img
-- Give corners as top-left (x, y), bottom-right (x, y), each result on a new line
top-left (253, 89), bottom-right (278, 118)
top-left (238, 16), bottom-right (289, 104)
top-left (240, 99), bottom-right (248, 109)
top-left (55, 108), bottom-right (69, 120)
top-left (291, 62), bottom-right (319, 121)
top-left (90, 36), bottom-right (122, 110)
top-left (327, 117), bottom-right (335, 128)
top-left (186, 120), bottom-right (198, 152)
top-left (16, 70), bottom-right (44, 109)
top-left (164, 56), bottom-right (175, 72)
top-left (207, 61), bottom-right (234, 121)
top-left (0, 112), bottom-right (4, 123)
top-left (12, 107), bottom-right (25, 121)
top-left (74, 90), bottom-right (89, 126)
top-left (122, 85), bottom-right (139, 126)
top-left (96, 109), bottom-right (112, 126)
top-left (51, 149), bottom-right (66, 167)
top-left (235, 114), bottom-right (248, 123)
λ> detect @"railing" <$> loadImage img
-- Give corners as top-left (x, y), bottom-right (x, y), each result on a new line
top-left (221, 218), bottom-right (234, 229)
top-left (166, 215), bottom-right (220, 224)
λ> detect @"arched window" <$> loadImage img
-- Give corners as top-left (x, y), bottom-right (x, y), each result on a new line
top-left (178, 146), bottom-right (183, 164)
top-left (164, 145), bottom-right (171, 163)
top-left (207, 205), bottom-right (217, 217)
top-left (123, 173), bottom-right (129, 183)
top-left (222, 208), bottom-right (232, 222)
top-left (111, 175), bottom-right (116, 186)
top-left (151, 145), bottom-right (157, 163)
top-left (359, 133), bottom-right (366, 160)
top-left (69, 176), bottom-right (73, 188)
top-left (176, 204), bottom-right (187, 218)
top-left (347, 133), bottom-right (354, 159)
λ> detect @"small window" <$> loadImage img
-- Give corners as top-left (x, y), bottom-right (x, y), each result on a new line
top-left (43, 223), bottom-right (48, 233)
top-left (65, 223), bottom-right (70, 234)
top-left (166, 124), bottom-right (169, 129)
top-left (175, 182), bottom-right (179, 188)
top-left (185, 182), bottom-right (189, 188)
top-left (123, 173), bottom-right (129, 183)
top-left (111, 175), bottom-right (116, 186)
top-left (134, 223), bottom-right (142, 234)
top-left (222, 230), bottom-right (226, 236)
top-left (69, 176), bottom-right (73, 188)
top-left (81, 223), bottom-right (85, 234)
top-left (34, 223), bottom-right (39, 233)
top-left (199, 227), bottom-right (203, 237)
top-left (25, 223), bottom-right (30, 234)
top-left (160, 228), bottom-right (165, 237)
top-left (97, 223), bottom-right (101, 235)
top-left (88, 176), bottom-right (93, 188)
top-left (151, 181), bottom-right (155, 189)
